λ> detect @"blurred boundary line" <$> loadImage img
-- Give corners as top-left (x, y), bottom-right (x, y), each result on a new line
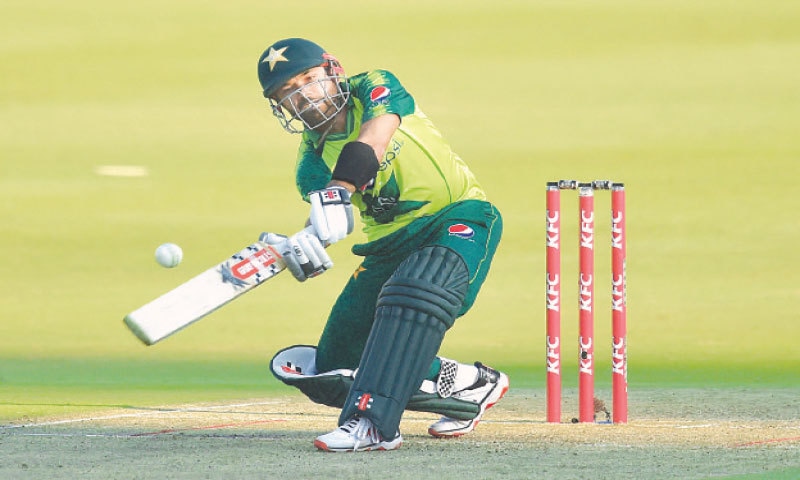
top-left (0, 400), bottom-right (282, 430)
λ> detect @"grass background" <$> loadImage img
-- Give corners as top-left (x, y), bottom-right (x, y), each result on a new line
top-left (1, 0), bottom-right (799, 426)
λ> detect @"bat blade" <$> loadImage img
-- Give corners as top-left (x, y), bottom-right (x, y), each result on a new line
top-left (124, 243), bottom-right (285, 345)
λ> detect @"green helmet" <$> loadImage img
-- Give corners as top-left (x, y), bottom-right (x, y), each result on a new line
top-left (257, 38), bottom-right (349, 133)
top-left (258, 38), bottom-right (332, 97)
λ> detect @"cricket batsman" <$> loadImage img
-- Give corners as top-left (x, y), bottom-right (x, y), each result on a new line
top-left (258, 38), bottom-right (508, 452)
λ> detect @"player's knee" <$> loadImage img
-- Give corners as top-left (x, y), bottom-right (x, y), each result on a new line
top-left (377, 246), bottom-right (469, 329)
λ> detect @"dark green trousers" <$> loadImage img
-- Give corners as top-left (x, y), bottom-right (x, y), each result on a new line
top-left (316, 200), bottom-right (502, 375)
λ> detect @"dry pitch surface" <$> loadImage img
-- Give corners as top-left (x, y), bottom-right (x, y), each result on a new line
top-left (1, 389), bottom-right (798, 479)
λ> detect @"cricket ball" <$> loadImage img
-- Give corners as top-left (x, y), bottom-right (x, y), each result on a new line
top-left (155, 243), bottom-right (183, 268)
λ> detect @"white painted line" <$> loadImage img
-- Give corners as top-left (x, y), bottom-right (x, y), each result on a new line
top-left (94, 165), bottom-right (149, 177)
top-left (0, 400), bottom-right (282, 430)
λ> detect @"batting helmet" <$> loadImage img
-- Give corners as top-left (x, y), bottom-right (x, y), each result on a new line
top-left (258, 38), bottom-right (341, 98)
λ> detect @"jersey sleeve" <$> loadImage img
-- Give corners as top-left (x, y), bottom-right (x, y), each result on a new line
top-left (349, 70), bottom-right (415, 123)
top-left (295, 138), bottom-right (333, 201)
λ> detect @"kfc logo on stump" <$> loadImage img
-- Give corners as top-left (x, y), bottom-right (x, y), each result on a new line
top-left (448, 224), bottom-right (474, 239)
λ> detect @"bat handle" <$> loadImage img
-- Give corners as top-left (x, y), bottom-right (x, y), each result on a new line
top-left (303, 224), bottom-right (318, 238)
top-left (257, 225), bottom-right (323, 255)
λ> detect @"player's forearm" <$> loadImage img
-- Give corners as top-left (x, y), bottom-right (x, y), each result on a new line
top-left (356, 113), bottom-right (400, 160)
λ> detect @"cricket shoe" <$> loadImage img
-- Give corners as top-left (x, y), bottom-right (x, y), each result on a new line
top-left (428, 362), bottom-right (509, 438)
top-left (314, 415), bottom-right (403, 452)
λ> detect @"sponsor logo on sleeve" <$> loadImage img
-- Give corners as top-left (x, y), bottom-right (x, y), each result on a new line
top-left (369, 86), bottom-right (391, 104)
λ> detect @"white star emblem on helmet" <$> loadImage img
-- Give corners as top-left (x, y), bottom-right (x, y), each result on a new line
top-left (262, 46), bottom-right (289, 71)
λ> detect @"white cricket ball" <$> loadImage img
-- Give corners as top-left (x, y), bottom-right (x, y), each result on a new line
top-left (155, 243), bottom-right (183, 268)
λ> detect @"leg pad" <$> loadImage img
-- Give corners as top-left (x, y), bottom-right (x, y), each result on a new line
top-left (271, 345), bottom-right (482, 420)
top-left (270, 345), bottom-right (354, 407)
top-left (339, 246), bottom-right (469, 438)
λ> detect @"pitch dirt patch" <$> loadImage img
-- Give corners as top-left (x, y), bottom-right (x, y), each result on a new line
top-left (2, 389), bottom-right (799, 480)
top-left (5, 391), bottom-right (798, 449)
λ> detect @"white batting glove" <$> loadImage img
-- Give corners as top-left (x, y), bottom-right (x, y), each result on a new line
top-left (259, 228), bottom-right (333, 282)
top-left (308, 187), bottom-right (354, 244)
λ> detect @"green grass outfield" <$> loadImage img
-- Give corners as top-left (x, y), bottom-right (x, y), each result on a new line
top-left (1, 1), bottom-right (799, 477)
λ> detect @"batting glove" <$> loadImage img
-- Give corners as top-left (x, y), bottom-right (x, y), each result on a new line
top-left (260, 228), bottom-right (333, 282)
top-left (308, 186), bottom-right (354, 244)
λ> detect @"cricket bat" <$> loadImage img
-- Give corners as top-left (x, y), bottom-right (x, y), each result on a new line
top-left (124, 232), bottom-right (298, 346)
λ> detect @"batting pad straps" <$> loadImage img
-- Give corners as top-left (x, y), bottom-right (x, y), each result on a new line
top-left (331, 141), bottom-right (380, 191)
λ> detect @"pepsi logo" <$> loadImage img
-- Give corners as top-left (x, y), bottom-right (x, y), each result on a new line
top-left (369, 86), bottom-right (391, 103)
top-left (448, 224), bottom-right (474, 239)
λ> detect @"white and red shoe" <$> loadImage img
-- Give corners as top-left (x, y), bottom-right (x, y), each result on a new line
top-left (314, 415), bottom-right (403, 452)
top-left (428, 362), bottom-right (509, 438)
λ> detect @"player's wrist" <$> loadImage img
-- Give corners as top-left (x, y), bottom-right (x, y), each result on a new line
top-left (326, 179), bottom-right (356, 193)
top-left (331, 141), bottom-right (379, 192)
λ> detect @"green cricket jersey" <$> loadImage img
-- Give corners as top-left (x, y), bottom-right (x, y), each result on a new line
top-left (295, 70), bottom-right (486, 242)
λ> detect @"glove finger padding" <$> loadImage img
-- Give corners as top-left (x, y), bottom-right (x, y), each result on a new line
top-left (282, 236), bottom-right (310, 282)
top-left (309, 187), bottom-right (354, 244)
top-left (260, 229), bottom-right (332, 282)
top-left (306, 232), bottom-right (333, 269)
top-left (293, 231), bottom-right (332, 277)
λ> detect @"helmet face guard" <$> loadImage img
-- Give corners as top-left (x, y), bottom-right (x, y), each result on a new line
top-left (269, 57), bottom-right (349, 134)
